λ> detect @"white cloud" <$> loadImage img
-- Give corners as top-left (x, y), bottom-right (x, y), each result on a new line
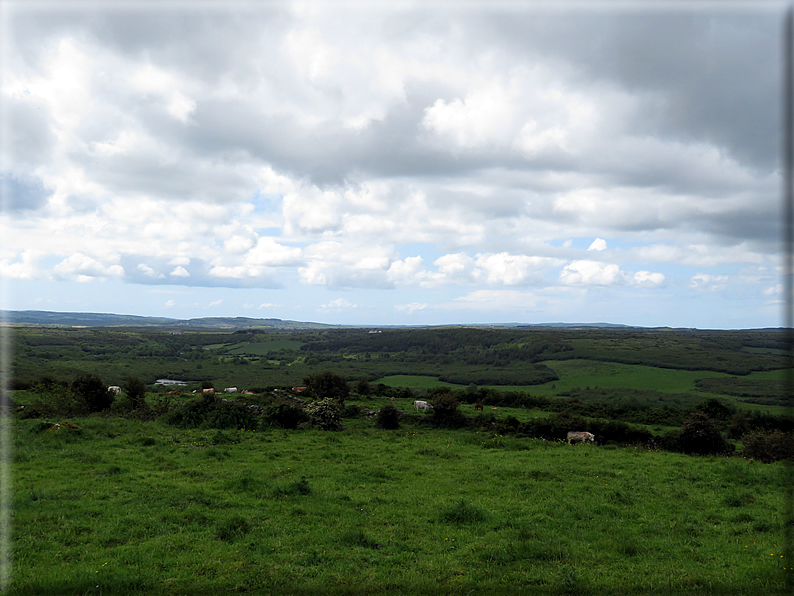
top-left (165, 299), bottom-right (174, 307)
top-left (588, 238), bottom-right (607, 251)
top-left (138, 263), bottom-right (165, 279)
top-left (395, 302), bottom-right (427, 314)
top-left (209, 299), bottom-right (223, 307)
top-left (321, 298), bottom-right (357, 311)
top-left (54, 253), bottom-right (124, 279)
top-left (559, 260), bottom-right (625, 286)
top-left (690, 273), bottom-right (730, 292)
top-left (170, 266), bottom-right (190, 277)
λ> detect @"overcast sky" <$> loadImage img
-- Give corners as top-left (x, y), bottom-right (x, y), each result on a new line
top-left (0, 1), bottom-right (786, 328)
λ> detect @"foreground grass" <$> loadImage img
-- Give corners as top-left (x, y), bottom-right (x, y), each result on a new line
top-left (9, 415), bottom-right (792, 595)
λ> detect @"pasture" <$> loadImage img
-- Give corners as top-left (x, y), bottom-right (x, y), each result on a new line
top-left (8, 412), bottom-right (791, 595)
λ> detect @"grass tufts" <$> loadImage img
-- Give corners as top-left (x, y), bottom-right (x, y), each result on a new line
top-left (215, 515), bottom-right (251, 542)
top-left (439, 498), bottom-right (487, 525)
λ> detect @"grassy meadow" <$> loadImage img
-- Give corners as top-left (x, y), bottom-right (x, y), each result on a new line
top-left (6, 325), bottom-right (794, 594)
top-left (7, 406), bottom-right (792, 595)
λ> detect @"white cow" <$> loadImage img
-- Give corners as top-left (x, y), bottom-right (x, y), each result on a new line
top-left (107, 386), bottom-right (122, 395)
top-left (224, 387), bottom-right (238, 393)
top-left (413, 400), bottom-right (432, 412)
top-left (567, 431), bottom-right (595, 445)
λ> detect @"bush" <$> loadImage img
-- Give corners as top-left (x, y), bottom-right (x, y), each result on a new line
top-left (71, 373), bottom-right (114, 413)
top-left (356, 378), bottom-right (372, 396)
top-left (303, 371), bottom-right (350, 404)
top-left (264, 402), bottom-right (309, 429)
top-left (124, 376), bottom-right (148, 410)
top-left (742, 430), bottom-right (794, 463)
top-left (677, 412), bottom-right (731, 455)
top-left (430, 392), bottom-right (467, 428)
top-left (305, 397), bottom-right (343, 431)
top-left (162, 397), bottom-right (258, 430)
top-left (375, 404), bottom-right (400, 430)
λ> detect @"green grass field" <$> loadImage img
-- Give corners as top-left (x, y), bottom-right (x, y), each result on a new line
top-left (7, 410), bottom-right (791, 595)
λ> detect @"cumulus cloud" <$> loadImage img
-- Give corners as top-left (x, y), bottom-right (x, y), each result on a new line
top-left (588, 238), bottom-right (607, 251)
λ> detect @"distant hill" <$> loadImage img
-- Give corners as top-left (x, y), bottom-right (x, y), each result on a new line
top-left (2, 310), bottom-right (339, 330)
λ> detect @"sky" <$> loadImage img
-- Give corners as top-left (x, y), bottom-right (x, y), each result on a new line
top-left (0, 0), bottom-right (787, 329)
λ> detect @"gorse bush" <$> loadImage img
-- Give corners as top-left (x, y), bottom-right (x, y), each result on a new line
top-left (304, 397), bottom-right (343, 431)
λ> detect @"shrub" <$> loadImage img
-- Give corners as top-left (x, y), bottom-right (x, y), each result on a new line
top-left (71, 372), bottom-right (114, 413)
top-left (342, 404), bottom-right (361, 418)
top-left (356, 377), bottom-right (372, 396)
top-left (305, 397), bottom-right (343, 431)
top-left (264, 402), bottom-right (309, 429)
top-left (742, 430), bottom-right (794, 463)
top-left (303, 371), bottom-right (350, 404)
top-left (124, 376), bottom-right (148, 410)
top-left (428, 392), bottom-right (466, 427)
top-left (375, 404), bottom-right (400, 430)
top-left (677, 412), bottom-right (731, 455)
top-left (162, 397), bottom-right (258, 430)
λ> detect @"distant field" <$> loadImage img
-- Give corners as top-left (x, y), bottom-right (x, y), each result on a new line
top-left (227, 340), bottom-right (306, 355)
top-left (375, 375), bottom-right (458, 389)
top-left (374, 362), bottom-right (731, 395)
top-left (529, 360), bottom-right (730, 394)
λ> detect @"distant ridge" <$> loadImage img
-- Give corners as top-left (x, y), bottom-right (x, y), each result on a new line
top-left (2, 310), bottom-right (338, 330)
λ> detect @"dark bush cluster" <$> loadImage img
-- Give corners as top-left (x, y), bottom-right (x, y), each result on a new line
top-left (163, 397), bottom-right (259, 430)
top-left (742, 430), bottom-right (794, 463)
top-left (263, 402), bottom-right (309, 429)
top-left (670, 412), bottom-right (732, 456)
top-left (303, 371), bottom-right (350, 404)
top-left (375, 404), bottom-right (400, 429)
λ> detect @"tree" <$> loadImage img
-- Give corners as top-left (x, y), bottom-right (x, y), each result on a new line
top-left (71, 372), bottom-right (114, 413)
top-left (303, 371), bottom-right (350, 404)
top-left (125, 377), bottom-right (148, 410)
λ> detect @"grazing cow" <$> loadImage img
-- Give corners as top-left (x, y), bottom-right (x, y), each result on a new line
top-left (166, 390), bottom-right (182, 396)
top-left (491, 407), bottom-right (498, 411)
top-left (107, 386), bottom-right (122, 395)
top-left (567, 431), bottom-right (595, 445)
top-left (202, 388), bottom-right (215, 394)
top-left (474, 403), bottom-right (484, 411)
top-left (224, 387), bottom-right (238, 394)
top-left (413, 400), bottom-right (431, 412)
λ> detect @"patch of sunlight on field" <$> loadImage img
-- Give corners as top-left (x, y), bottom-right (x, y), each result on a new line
top-left (531, 360), bottom-right (730, 394)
